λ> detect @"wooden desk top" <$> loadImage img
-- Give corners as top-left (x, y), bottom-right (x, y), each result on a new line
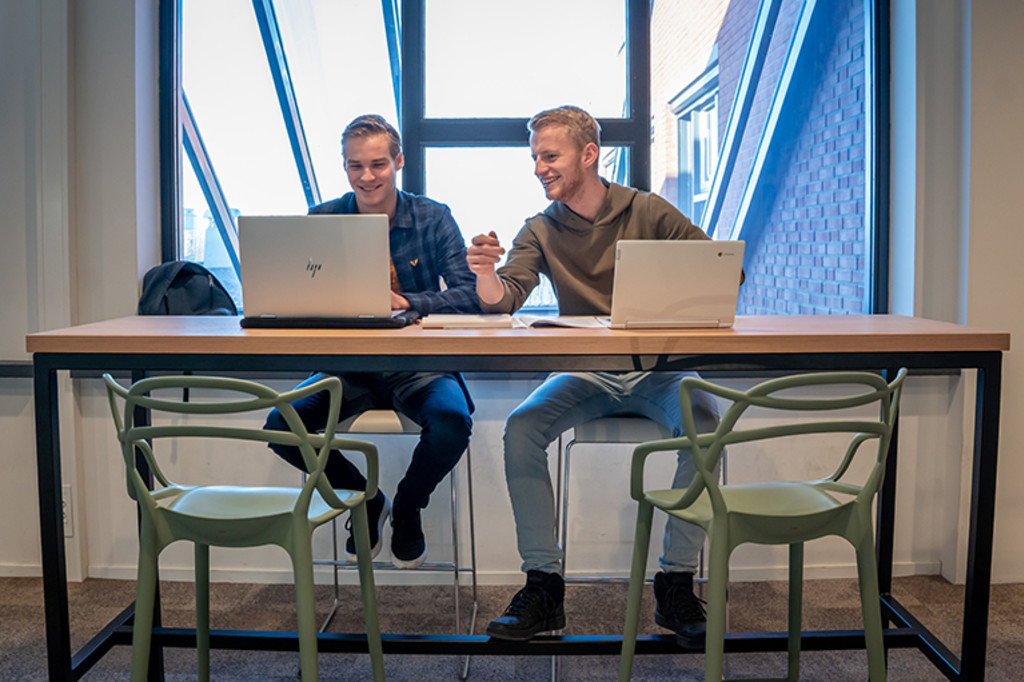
top-left (25, 314), bottom-right (1009, 357)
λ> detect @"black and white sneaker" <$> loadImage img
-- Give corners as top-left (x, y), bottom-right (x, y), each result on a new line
top-left (653, 571), bottom-right (707, 650)
top-left (390, 506), bottom-right (427, 569)
top-left (344, 491), bottom-right (390, 562)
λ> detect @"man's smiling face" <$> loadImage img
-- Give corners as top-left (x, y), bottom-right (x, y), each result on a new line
top-left (530, 123), bottom-right (590, 204)
top-left (344, 133), bottom-right (402, 213)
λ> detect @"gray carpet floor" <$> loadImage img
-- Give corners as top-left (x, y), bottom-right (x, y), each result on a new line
top-left (2, 575), bottom-right (1022, 680)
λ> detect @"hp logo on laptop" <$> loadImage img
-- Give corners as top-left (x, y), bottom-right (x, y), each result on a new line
top-left (306, 258), bottom-right (322, 277)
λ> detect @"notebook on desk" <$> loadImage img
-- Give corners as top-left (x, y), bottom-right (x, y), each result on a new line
top-left (237, 214), bottom-right (419, 329)
top-left (604, 239), bottom-right (745, 329)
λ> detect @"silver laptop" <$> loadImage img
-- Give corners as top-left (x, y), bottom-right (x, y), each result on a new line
top-left (237, 214), bottom-right (418, 328)
top-left (606, 240), bottom-right (745, 329)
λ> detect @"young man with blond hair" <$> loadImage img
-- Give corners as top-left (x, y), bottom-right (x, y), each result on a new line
top-left (468, 105), bottom-right (722, 646)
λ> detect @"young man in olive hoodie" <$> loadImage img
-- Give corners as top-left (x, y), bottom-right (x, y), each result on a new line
top-left (467, 106), bottom-right (722, 647)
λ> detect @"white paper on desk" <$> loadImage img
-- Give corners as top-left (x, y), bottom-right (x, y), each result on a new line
top-left (420, 314), bottom-right (515, 329)
top-left (515, 315), bottom-right (607, 329)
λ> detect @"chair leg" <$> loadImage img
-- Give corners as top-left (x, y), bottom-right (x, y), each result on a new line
top-left (703, 528), bottom-right (730, 682)
top-left (855, 533), bottom-right (888, 681)
top-left (618, 500), bottom-right (655, 682)
top-left (290, 534), bottom-right (321, 682)
top-left (130, 536), bottom-right (159, 682)
top-left (195, 543), bottom-right (211, 682)
top-left (787, 542), bottom-right (804, 682)
top-left (351, 503), bottom-right (387, 682)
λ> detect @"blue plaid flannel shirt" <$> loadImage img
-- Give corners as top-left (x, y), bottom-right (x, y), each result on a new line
top-left (310, 191), bottom-right (481, 316)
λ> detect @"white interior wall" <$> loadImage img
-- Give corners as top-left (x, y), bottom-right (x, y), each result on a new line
top-left (1, 0), bottom-right (1021, 586)
top-left (967, 0), bottom-right (1024, 583)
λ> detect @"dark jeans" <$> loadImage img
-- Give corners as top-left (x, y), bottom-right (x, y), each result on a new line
top-left (264, 371), bottom-right (472, 512)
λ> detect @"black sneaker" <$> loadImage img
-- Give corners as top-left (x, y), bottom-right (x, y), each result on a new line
top-left (653, 571), bottom-right (707, 649)
top-left (486, 570), bottom-right (566, 641)
top-left (390, 506), bottom-right (427, 569)
top-left (344, 491), bottom-right (390, 562)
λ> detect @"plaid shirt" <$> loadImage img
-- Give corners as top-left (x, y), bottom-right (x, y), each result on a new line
top-left (310, 191), bottom-right (481, 315)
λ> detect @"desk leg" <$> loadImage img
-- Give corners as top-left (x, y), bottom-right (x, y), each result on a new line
top-left (875, 368), bottom-right (900, 627)
top-left (960, 357), bottom-right (1002, 680)
top-left (35, 360), bottom-right (72, 680)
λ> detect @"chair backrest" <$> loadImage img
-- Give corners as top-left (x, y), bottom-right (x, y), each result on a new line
top-left (665, 369), bottom-right (907, 513)
top-left (103, 374), bottom-right (376, 516)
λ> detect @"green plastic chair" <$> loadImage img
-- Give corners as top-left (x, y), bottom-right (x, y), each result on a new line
top-left (103, 373), bottom-right (386, 681)
top-left (618, 369), bottom-right (907, 682)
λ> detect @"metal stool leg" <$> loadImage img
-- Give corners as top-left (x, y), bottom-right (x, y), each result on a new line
top-left (454, 444), bottom-right (478, 680)
top-left (551, 434), bottom-right (574, 682)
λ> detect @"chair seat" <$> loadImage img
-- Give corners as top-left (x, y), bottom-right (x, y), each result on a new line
top-left (650, 482), bottom-right (856, 545)
top-left (158, 486), bottom-right (354, 546)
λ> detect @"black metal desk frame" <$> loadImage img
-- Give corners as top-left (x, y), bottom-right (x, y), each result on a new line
top-left (34, 348), bottom-right (1002, 681)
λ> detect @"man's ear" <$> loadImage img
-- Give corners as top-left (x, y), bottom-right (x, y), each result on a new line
top-left (395, 151), bottom-right (405, 171)
top-left (582, 142), bottom-right (599, 169)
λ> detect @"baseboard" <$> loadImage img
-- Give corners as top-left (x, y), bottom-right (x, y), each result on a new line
top-left (0, 564), bottom-right (42, 578)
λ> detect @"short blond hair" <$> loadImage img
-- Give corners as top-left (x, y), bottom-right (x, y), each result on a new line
top-left (342, 114), bottom-right (402, 159)
top-left (527, 105), bottom-right (601, 152)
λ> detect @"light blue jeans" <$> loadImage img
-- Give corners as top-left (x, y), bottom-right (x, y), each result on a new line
top-left (503, 371), bottom-right (720, 575)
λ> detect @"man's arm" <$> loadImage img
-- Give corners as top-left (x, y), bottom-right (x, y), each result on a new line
top-left (467, 223), bottom-right (547, 314)
top-left (399, 206), bottom-right (482, 315)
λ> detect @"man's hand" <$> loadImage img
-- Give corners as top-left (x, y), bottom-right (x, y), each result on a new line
top-left (390, 291), bottom-right (410, 311)
top-left (467, 231), bottom-right (506, 305)
top-left (466, 231), bottom-right (505, 275)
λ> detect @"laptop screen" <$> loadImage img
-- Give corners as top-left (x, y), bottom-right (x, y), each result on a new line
top-left (608, 239), bottom-right (744, 329)
top-left (237, 214), bottom-right (391, 319)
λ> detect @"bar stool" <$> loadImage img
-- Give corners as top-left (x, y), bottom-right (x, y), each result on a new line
top-left (313, 409), bottom-right (478, 679)
top-left (552, 416), bottom-right (727, 680)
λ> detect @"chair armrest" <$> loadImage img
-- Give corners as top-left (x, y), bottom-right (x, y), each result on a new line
top-left (629, 437), bottom-right (691, 501)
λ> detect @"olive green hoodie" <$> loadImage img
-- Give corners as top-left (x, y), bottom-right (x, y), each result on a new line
top-left (482, 182), bottom-right (710, 315)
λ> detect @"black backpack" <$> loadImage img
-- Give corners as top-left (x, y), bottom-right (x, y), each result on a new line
top-left (138, 260), bottom-right (238, 316)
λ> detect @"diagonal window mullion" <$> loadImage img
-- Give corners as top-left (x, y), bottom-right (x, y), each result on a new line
top-left (251, 0), bottom-right (321, 209)
top-left (382, 0), bottom-right (402, 116)
top-left (181, 91), bottom-right (240, 278)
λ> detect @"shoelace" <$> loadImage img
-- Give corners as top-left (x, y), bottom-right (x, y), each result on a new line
top-left (664, 586), bottom-right (707, 621)
top-left (503, 586), bottom-right (553, 617)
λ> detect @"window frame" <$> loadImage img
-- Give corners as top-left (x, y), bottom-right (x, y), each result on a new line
top-left (158, 0), bottom-right (891, 314)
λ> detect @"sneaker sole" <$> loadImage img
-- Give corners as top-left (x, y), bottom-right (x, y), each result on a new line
top-left (391, 547), bottom-right (428, 570)
top-left (344, 498), bottom-right (391, 562)
top-left (656, 609), bottom-right (706, 651)
top-left (674, 631), bottom-right (705, 651)
top-left (485, 613), bottom-right (567, 642)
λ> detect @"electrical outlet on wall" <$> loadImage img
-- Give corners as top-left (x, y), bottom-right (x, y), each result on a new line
top-left (62, 485), bottom-right (73, 538)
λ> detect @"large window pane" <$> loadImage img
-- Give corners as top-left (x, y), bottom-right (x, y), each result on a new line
top-left (425, 146), bottom-right (628, 310)
top-left (275, 1), bottom-right (397, 200)
top-left (182, 0), bottom-right (306, 216)
top-left (652, 0), bottom-right (871, 314)
top-left (425, 0), bottom-right (627, 118)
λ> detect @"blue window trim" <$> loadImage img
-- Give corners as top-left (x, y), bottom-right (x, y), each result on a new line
top-left (725, 0), bottom-right (823, 245)
top-left (181, 92), bottom-right (240, 276)
top-left (252, 0), bottom-right (321, 209)
top-left (700, 0), bottom-right (783, 239)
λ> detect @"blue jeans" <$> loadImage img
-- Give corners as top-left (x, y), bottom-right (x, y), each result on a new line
top-left (503, 371), bottom-right (720, 574)
top-left (264, 371), bottom-right (472, 512)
